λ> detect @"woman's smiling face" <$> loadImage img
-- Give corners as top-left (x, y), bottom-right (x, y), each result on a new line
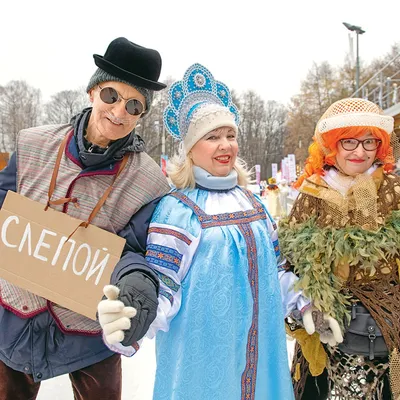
top-left (335, 132), bottom-right (379, 176)
top-left (190, 127), bottom-right (239, 177)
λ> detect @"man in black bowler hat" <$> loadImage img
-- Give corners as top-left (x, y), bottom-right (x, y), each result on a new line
top-left (0, 37), bottom-right (170, 400)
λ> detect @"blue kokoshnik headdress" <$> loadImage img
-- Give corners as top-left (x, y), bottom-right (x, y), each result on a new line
top-left (163, 63), bottom-right (240, 154)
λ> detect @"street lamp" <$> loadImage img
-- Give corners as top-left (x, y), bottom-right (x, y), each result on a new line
top-left (343, 22), bottom-right (365, 95)
top-left (153, 121), bottom-right (168, 176)
top-left (153, 121), bottom-right (166, 155)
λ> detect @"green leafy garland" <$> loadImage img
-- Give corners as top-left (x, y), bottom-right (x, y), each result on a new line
top-left (279, 210), bottom-right (400, 328)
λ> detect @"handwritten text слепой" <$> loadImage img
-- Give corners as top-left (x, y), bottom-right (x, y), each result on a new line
top-left (1, 215), bottom-right (109, 285)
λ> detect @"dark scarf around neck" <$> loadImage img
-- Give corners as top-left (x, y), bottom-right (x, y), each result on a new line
top-left (71, 107), bottom-right (146, 167)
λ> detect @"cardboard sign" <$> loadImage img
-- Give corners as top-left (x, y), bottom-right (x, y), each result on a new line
top-left (0, 191), bottom-right (126, 320)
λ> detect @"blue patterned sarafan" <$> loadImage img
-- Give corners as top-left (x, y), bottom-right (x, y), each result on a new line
top-left (163, 63), bottom-right (240, 142)
top-left (170, 189), bottom-right (266, 228)
top-left (170, 189), bottom-right (267, 400)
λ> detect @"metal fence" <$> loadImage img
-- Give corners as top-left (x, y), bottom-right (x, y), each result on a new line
top-left (352, 53), bottom-right (400, 111)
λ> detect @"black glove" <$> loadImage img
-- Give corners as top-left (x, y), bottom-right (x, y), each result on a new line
top-left (115, 271), bottom-right (159, 346)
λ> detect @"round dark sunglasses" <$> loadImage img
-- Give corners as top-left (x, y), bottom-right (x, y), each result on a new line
top-left (98, 85), bottom-right (145, 116)
top-left (340, 138), bottom-right (381, 151)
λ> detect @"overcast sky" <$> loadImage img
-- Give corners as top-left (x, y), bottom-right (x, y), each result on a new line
top-left (1, 0), bottom-right (399, 105)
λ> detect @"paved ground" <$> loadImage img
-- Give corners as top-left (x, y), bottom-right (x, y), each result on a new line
top-left (37, 338), bottom-right (156, 400)
top-left (36, 338), bottom-right (295, 399)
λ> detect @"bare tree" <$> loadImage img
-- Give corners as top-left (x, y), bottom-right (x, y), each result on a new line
top-left (285, 61), bottom-right (345, 168)
top-left (237, 90), bottom-right (266, 170)
top-left (43, 87), bottom-right (90, 125)
top-left (264, 100), bottom-right (287, 177)
top-left (137, 77), bottom-right (180, 162)
top-left (0, 80), bottom-right (41, 152)
top-left (235, 91), bottom-right (288, 179)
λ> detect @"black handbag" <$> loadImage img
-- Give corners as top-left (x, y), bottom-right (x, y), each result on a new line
top-left (338, 303), bottom-right (389, 360)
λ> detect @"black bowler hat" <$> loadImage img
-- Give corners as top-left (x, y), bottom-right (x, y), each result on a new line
top-left (92, 37), bottom-right (166, 91)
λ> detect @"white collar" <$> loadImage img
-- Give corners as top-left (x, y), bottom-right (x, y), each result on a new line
top-left (323, 165), bottom-right (378, 196)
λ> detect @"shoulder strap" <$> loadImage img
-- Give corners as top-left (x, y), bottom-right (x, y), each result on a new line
top-left (169, 191), bottom-right (207, 219)
top-left (44, 131), bottom-right (129, 239)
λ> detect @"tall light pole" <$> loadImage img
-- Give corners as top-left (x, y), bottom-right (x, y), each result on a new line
top-left (154, 121), bottom-right (168, 175)
top-left (343, 22), bottom-right (365, 95)
top-left (161, 125), bottom-right (166, 156)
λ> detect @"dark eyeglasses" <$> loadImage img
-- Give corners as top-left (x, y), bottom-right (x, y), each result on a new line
top-left (98, 85), bottom-right (145, 116)
top-left (339, 138), bottom-right (381, 151)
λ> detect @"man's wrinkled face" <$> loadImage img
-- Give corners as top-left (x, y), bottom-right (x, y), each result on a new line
top-left (88, 81), bottom-right (146, 142)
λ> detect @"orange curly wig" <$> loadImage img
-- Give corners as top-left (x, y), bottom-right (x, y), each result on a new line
top-left (294, 126), bottom-right (393, 188)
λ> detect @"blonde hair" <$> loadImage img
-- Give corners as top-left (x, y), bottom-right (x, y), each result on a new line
top-left (168, 154), bottom-right (251, 189)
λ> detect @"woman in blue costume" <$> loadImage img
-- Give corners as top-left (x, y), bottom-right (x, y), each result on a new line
top-left (142, 64), bottom-right (298, 400)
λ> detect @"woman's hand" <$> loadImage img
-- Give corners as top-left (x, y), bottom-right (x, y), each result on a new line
top-left (302, 307), bottom-right (343, 346)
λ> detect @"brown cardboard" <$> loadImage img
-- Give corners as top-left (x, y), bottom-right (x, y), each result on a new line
top-left (0, 191), bottom-right (126, 320)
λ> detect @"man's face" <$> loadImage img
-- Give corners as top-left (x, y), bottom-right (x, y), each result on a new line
top-left (88, 81), bottom-right (146, 143)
